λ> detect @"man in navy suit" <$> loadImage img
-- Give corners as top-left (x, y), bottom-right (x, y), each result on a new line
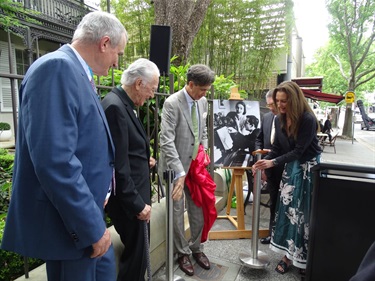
top-left (1, 11), bottom-right (127, 280)
top-left (101, 58), bottom-right (160, 281)
top-left (255, 90), bottom-right (284, 244)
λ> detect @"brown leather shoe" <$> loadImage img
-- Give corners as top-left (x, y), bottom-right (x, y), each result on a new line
top-left (192, 252), bottom-right (210, 270)
top-left (177, 255), bottom-right (194, 276)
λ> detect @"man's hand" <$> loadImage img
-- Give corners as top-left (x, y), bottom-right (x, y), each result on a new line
top-left (91, 229), bottom-right (111, 258)
top-left (137, 204), bottom-right (152, 223)
top-left (172, 176), bottom-right (185, 201)
top-left (149, 157), bottom-right (156, 169)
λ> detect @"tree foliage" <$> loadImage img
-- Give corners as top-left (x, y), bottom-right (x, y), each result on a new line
top-left (191, 0), bottom-right (292, 99)
top-left (101, 0), bottom-right (155, 62)
top-left (153, 0), bottom-right (212, 66)
top-left (103, 0), bottom-right (292, 100)
top-left (0, 0), bottom-right (41, 35)
top-left (327, 0), bottom-right (375, 91)
top-left (324, 0), bottom-right (375, 137)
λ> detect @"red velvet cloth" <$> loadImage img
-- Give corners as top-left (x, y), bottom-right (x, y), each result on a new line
top-left (186, 145), bottom-right (217, 242)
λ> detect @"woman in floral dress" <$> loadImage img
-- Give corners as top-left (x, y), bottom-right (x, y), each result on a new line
top-left (252, 81), bottom-right (322, 276)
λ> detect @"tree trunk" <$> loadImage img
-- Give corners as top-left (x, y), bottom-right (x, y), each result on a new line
top-left (153, 0), bottom-right (212, 65)
top-left (342, 104), bottom-right (353, 138)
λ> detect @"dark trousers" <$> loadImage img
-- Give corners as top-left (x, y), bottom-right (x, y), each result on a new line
top-left (111, 215), bottom-right (149, 281)
top-left (265, 164), bottom-right (284, 235)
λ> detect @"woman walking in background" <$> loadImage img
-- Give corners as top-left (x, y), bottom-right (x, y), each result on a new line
top-left (252, 81), bottom-right (322, 278)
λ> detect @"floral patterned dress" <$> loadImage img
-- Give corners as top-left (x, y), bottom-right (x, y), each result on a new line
top-left (270, 155), bottom-right (320, 269)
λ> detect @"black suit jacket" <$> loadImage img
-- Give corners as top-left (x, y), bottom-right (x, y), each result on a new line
top-left (255, 111), bottom-right (275, 150)
top-left (266, 112), bottom-right (321, 165)
top-left (102, 86), bottom-right (151, 220)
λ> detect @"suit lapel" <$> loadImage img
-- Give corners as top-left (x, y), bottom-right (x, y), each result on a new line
top-left (111, 87), bottom-right (149, 144)
top-left (264, 112), bottom-right (273, 145)
top-left (275, 116), bottom-right (290, 151)
top-left (177, 91), bottom-right (195, 136)
top-left (59, 45), bottom-right (115, 155)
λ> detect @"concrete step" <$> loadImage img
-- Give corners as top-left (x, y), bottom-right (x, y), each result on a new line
top-left (15, 194), bottom-right (227, 280)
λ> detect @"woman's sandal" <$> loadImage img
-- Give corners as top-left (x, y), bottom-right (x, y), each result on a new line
top-left (275, 259), bottom-right (291, 274)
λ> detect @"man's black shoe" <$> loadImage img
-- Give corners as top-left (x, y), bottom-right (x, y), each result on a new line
top-left (260, 236), bottom-right (271, 244)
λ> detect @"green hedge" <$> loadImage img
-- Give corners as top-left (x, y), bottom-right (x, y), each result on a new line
top-left (0, 149), bottom-right (43, 280)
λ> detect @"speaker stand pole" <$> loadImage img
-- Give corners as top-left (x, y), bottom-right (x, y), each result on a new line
top-left (239, 150), bottom-right (270, 268)
top-left (155, 169), bottom-right (184, 281)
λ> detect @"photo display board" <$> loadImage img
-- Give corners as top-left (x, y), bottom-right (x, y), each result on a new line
top-left (213, 100), bottom-right (260, 168)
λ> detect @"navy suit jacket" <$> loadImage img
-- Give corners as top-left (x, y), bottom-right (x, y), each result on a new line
top-left (1, 45), bottom-right (115, 260)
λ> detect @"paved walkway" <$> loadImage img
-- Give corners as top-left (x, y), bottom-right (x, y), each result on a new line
top-left (153, 136), bottom-right (375, 281)
top-left (11, 133), bottom-right (375, 281)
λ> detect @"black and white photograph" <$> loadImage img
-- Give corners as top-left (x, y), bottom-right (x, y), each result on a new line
top-left (213, 100), bottom-right (261, 167)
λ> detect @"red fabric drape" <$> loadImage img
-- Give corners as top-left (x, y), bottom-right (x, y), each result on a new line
top-left (186, 145), bottom-right (217, 242)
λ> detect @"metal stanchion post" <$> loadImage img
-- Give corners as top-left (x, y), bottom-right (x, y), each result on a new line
top-left (239, 151), bottom-right (270, 268)
top-left (155, 170), bottom-right (184, 281)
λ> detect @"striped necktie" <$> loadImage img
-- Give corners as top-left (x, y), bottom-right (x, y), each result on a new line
top-left (191, 101), bottom-right (199, 160)
top-left (88, 66), bottom-right (100, 100)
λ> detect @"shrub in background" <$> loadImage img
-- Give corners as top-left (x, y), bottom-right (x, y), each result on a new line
top-left (0, 148), bottom-right (43, 280)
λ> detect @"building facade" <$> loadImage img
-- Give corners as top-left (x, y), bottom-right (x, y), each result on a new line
top-left (0, 0), bottom-right (95, 135)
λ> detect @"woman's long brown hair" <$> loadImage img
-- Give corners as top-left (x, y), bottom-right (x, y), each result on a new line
top-left (272, 81), bottom-right (319, 139)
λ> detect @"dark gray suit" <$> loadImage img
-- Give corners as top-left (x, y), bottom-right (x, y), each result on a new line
top-left (255, 112), bottom-right (283, 235)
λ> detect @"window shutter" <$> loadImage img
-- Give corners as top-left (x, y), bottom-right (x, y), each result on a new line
top-left (0, 41), bottom-right (19, 112)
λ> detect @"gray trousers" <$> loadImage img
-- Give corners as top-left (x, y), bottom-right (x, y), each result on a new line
top-left (173, 185), bottom-right (204, 256)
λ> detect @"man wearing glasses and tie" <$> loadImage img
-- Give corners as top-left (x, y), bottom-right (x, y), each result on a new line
top-left (254, 90), bottom-right (284, 245)
top-left (159, 64), bottom-right (215, 277)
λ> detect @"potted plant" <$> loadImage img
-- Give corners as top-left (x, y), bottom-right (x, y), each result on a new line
top-left (0, 122), bottom-right (12, 142)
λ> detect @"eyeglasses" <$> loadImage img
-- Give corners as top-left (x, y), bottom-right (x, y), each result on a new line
top-left (266, 103), bottom-right (274, 108)
top-left (141, 82), bottom-right (157, 94)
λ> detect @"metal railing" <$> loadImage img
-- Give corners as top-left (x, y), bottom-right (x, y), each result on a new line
top-left (19, 0), bottom-right (93, 26)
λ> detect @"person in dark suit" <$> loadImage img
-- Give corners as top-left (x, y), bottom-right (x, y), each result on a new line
top-left (1, 11), bottom-right (127, 280)
top-left (159, 64), bottom-right (215, 277)
top-left (101, 58), bottom-right (160, 281)
top-left (254, 90), bottom-right (284, 245)
top-left (253, 81), bottom-right (322, 277)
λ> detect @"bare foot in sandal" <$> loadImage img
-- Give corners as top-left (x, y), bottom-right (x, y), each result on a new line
top-left (275, 256), bottom-right (291, 274)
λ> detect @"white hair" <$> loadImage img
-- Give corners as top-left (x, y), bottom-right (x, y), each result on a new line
top-left (265, 89), bottom-right (273, 100)
top-left (121, 58), bottom-right (160, 86)
top-left (72, 11), bottom-right (127, 46)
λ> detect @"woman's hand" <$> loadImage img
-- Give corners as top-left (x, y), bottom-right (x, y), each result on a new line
top-left (252, 159), bottom-right (274, 175)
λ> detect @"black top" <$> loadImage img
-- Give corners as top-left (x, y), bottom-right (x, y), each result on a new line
top-left (266, 112), bottom-right (322, 165)
top-left (323, 119), bottom-right (332, 133)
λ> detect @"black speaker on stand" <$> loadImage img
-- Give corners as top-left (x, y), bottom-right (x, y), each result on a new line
top-left (149, 25), bottom-right (172, 76)
top-left (307, 163), bottom-right (375, 281)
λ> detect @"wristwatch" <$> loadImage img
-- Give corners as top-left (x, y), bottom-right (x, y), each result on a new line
top-left (272, 159), bottom-right (278, 166)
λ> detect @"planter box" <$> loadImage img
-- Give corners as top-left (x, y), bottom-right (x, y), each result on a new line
top-left (0, 130), bottom-right (12, 142)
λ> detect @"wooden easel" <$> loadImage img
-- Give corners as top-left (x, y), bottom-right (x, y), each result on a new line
top-left (208, 166), bottom-right (269, 240)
